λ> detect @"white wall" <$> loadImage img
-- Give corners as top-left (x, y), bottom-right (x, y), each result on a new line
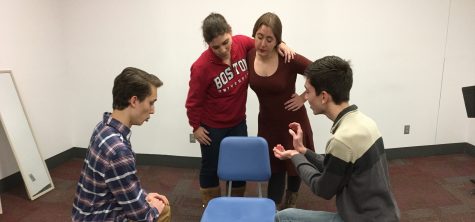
top-left (61, 0), bottom-right (452, 155)
top-left (0, 0), bottom-right (71, 179)
top-left (1, 0), bottom-right (474, 181)
top-left (437, 0), bottom-right (475, 144)
top-left (63, 0), bottom-right (206, 157)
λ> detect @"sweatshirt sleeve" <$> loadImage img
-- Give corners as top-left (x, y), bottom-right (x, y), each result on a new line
top-left (303, 150), bottom-right (325, 172)
top-left (235, 35), bottom-right (255, 52)
top-left (185, 64), bottom-right (207, 131)
top-left (291, 150), bottom-right (350, 200)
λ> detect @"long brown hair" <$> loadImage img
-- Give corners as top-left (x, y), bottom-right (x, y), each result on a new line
top-left (252, 12), bottom-right (282, 45)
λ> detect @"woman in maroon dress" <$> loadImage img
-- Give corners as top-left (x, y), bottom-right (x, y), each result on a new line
top-left (248, 12), bottom-right (315, 209)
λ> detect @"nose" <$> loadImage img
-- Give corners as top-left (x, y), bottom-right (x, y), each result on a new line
top-left (219, 46), bottom-right (227, 54)
top-left (263, 39), bottom-right (273, 48)
top-left (257, 40), bottom-right (265, 49)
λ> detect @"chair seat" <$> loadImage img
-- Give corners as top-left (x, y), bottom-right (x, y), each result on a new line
top-left (201, 197), bottom-right (276, 222)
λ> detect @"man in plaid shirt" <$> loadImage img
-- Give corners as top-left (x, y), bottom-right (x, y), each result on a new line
top-left (72, 67), bottom-right (171, 222)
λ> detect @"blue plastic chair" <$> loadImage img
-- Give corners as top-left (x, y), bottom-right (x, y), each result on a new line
top-left (201, 136), bottom-right (275, 222)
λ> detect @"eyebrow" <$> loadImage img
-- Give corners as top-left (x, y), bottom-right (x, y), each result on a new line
top-left (211, 39), bottom-right (228, 48)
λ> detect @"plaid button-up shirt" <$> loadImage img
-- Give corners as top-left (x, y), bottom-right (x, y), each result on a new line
top-left (72, 112), bottom-right (159, 222)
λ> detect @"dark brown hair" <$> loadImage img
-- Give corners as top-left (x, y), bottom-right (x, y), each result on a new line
top-left (112, 67), bottom-right (163, 110)
top-left (305, 56), bottom-right (353, 104)
top-left (202, 13), bottom-right (232, 43)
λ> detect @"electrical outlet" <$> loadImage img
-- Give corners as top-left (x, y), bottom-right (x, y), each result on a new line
top-left (404, 125), bottom-right (410, 134)
top-left (189, 133), bottom-right (196, 143)
top-left (29, 173), bottom-right (36, 182)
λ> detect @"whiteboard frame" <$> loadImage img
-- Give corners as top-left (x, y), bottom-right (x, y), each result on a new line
top-left (0, 70), bottom-right (54, 200)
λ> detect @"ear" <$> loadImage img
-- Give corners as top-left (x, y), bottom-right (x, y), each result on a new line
top-left (129, 96), bottom-right (138, 108)
top-left (321, 91), bottom-right (333, 104)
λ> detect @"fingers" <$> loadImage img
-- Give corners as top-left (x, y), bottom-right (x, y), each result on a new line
top-left (194, 127), bottom-right (212, 145)
top-left (284, 103), bottom-right (294, 110)
top-left (147, 193), bottom-right (170, 206)
top-left (147, 193), bottom-right (159, 200)
top-left (149, 198), bottom-right (165, 212)
top-left (284, 98), bottom-right (292, 106)
top-left (197, 138), bottom-right (209, 145)
top-left (288, 122), bottom-right (299, 133)
top-left (272, 147), bottom-right (284, 159)
top-left (284, 94), bottom-right (302, 111)
top-left (285, 52), bottom-right (291, 63)
top-left (286, 52), bottom-right (295, 63)
top-left (289, 122), bottom-right (301, 131)
top-left (277, 42), bottom-right (295, 63)
top-left (283, 51), bottom-right (293, 63)
top-left (273, 145), bottom-right (294, 160)
top-left (288, 128), bottom-right (297, 137)
top-left (291, 106), bottom-right (301, 111)
top-left (157, 194), bottom-right (170, 205)
top-left (285, 51), bottom-right (295, 63)
top-left (285, 103), bottom-right (301, 111)
top-left (274, 144), bottom-right (285, 151)
top-left (198, 135), bottom-right (211, 145)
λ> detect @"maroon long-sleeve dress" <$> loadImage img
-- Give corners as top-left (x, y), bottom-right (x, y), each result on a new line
top-left (248, 49), bottom-right (315, 175)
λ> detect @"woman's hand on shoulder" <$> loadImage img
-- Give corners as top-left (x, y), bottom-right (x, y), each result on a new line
top-left (277, 42), bottom-right (295, 63)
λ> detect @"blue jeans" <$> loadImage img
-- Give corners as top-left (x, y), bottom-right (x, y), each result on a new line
top-left (199, 120), bottom-right (247, 188)
top-left (275, 208), bottom-right (344, 222)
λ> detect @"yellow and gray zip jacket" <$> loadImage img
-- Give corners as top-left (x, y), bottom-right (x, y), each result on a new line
top-left (291, 105), bottom-right (400, 222)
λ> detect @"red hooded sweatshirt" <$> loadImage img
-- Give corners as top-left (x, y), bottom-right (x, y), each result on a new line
top-left (186, 35), bottom-right (254, 131)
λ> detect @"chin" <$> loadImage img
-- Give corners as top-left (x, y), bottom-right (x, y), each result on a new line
top-left (257, 51), bottom-right (267, 57)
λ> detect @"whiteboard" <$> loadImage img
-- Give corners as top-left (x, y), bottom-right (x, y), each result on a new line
top-left (0, 70), bottom-right (54, 200)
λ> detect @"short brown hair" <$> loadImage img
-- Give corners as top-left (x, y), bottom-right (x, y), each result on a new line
top-left (112, 67), bottom-right (163, 110)
top-left (305, 56), bottom-right (353, 104)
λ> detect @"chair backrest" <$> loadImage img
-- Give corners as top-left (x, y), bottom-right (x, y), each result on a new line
top-left (218, 136), bottom-right (271, 182)
top-left (218, 136), bottom-right (271, 197)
